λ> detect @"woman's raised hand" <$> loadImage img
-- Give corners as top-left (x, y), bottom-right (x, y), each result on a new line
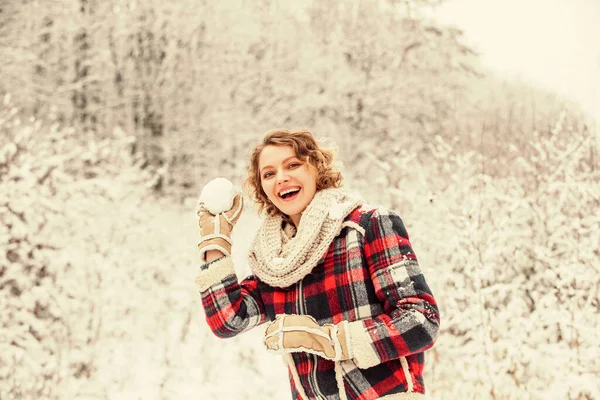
top-left (196, 191), bottom-right (243, 263)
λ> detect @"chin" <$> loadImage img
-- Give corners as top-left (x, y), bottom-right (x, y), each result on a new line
top-left (277, 204), bottom-right (295, 215)
top-left (284, 207), bottom-right (302, 217)
top-left (278, 203), bottom-right (305, 218)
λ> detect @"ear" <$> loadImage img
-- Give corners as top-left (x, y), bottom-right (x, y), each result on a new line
top-left (310, 163), bottom-right (320, 179)
top-left (316, 175), bottom-right (327, 190)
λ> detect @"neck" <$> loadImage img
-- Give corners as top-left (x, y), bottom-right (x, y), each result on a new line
top-left (290, 214), bottom-right (301, 228)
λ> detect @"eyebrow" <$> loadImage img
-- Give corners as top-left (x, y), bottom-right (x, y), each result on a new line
top-left (260, 156), bottom-right (299, 173)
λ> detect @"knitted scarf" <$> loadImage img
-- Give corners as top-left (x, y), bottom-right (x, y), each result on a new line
top-left (248, 188), bottom-right (363, 288)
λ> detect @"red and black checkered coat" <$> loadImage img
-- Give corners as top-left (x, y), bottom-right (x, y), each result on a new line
top-left (196, 204), bottom-right (440, 399)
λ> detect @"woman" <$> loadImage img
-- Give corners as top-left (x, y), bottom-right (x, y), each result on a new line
top-left (195, 129), bottom-right (440, 399)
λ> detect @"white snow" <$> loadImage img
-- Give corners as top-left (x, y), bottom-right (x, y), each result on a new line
top-left (198, 177), bottom-right (236, 215)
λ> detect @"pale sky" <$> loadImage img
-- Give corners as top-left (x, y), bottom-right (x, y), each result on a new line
top-left (433, 0), bottom-right (600, 124)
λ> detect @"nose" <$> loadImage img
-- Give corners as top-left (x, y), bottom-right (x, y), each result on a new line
top-left (276, 168), bottom-right (290, 184)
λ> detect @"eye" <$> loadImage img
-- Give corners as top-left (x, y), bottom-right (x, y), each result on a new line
top-left (262, 171), bottom-right (274, 179)
top-left (288, 162), bottom-right (301, 169)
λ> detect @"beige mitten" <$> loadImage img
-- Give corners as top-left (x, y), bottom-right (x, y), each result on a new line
top-left (264, 314), bottom-right (352, 361)
top-left (196, 193), bottom-right (243, 262)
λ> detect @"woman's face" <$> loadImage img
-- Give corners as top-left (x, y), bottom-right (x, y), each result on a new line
top-left (258, 145), bottom-right (318, 226)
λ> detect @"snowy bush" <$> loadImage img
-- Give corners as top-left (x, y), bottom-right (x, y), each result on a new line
top-left (0, 98), bottom-right (289, 399)
top-left (360, 112), bottom-right (599, 399)
top-left (0, 96), bottom-right (151, 400)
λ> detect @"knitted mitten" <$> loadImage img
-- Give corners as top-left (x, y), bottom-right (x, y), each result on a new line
top-left (263, 314), bottom-right (352, 361)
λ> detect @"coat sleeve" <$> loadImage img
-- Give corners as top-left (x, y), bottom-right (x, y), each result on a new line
top-left (346, 208), bottom-right (440, 369)
top-left (195, 256), bottom-right (268, 338)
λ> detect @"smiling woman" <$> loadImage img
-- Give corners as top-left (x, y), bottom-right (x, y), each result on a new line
top-left (194, 129), bottom-right (440, 399)
top-left (248, 130), bottom-right (343, 227)
top-left (258, 146), bottom-right (317, 226)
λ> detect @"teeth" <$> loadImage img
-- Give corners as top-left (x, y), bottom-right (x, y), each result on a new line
top-left (279, 188), bottom-right (300, 197)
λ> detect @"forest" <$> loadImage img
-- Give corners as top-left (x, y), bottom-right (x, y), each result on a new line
top-left (1, 0), bottom-right (598, 399)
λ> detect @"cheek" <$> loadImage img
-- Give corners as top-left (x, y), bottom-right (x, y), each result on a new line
top-left (261, 181), bottom-right (273, 199)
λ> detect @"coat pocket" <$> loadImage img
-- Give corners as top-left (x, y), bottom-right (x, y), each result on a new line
top-left (334, 357), bottom-right (416, 399)
top-left (334, 359), bottom-right (358, 400)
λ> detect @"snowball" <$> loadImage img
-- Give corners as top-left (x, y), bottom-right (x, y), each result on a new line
top-left (199, 177), bottom-right (236, 214)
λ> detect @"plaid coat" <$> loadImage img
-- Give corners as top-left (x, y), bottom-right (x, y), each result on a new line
top-left (196, 205), bottom-right (440, 399)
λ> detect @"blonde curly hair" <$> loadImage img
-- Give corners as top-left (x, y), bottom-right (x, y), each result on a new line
top-left (245, 129), bottom-right (343, 218)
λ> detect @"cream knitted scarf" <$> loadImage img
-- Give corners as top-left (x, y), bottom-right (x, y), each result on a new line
top-left (248, 188), bottom-right (363, 288)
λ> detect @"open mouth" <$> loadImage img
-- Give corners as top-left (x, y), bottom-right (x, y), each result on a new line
top-left (278, 187), bottom-right (301, 202)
